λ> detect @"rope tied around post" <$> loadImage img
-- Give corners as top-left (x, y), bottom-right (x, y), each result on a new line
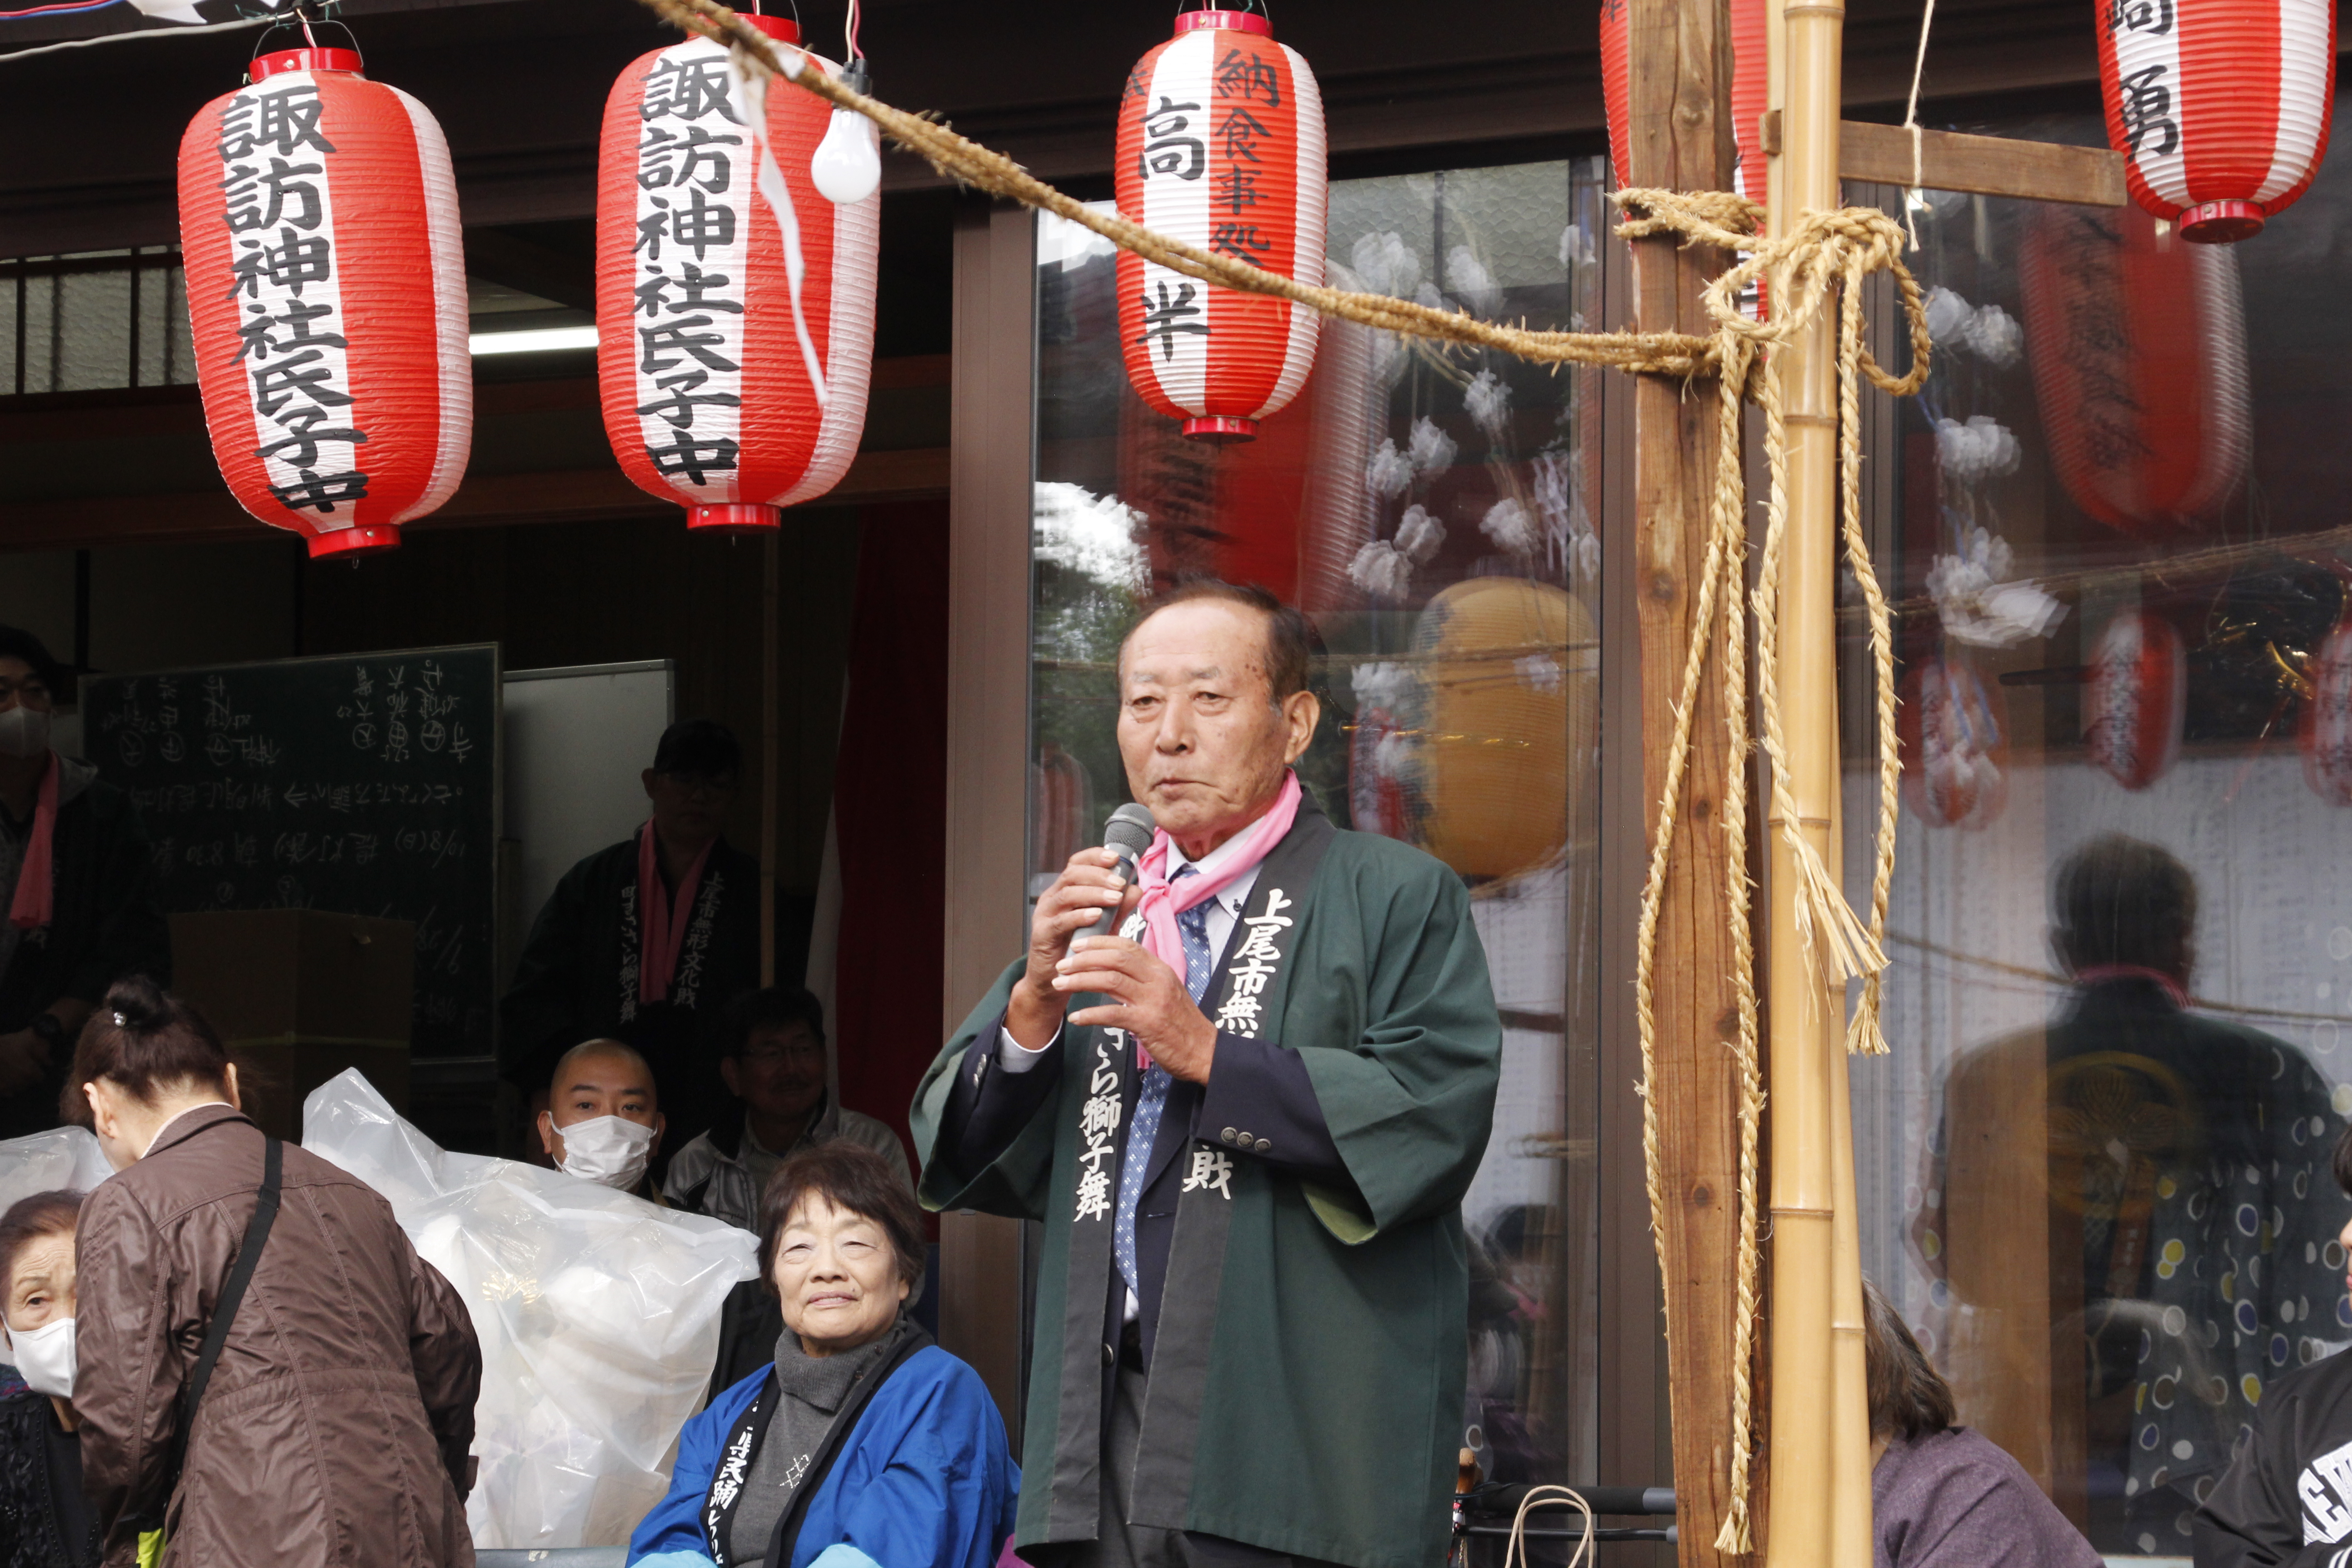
top-left (634, 0), bottom-right (1938, 1552)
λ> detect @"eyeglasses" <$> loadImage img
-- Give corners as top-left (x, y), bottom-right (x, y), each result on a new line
top-left (659, 770), bottom-right (738, 799)
top-left (0, 677), bottom-right (52, 706)
top-left (740, 1044), bottom-right (826, 1067)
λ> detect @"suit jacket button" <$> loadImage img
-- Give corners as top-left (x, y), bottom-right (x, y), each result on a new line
top-left (1221, 1127), bottom-right (1237, 1144)
top-left (1236, 1131), bottom-right (1253, 1146)
top-left (1255, 1138), bottom-right (1272, 1153)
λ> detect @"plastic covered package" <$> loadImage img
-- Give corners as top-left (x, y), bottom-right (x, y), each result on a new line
top-left (0, 1125), bottom-right (116, 1214)
top-left (301, 1070), bottom-right (757, 1550)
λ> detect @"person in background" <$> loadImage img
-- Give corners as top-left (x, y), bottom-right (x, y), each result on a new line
top-left (1866, 1277), bottom-right (2101, 1568)
top-left (2193, 1125), bottom-right (2352, 1567)
top-left (628, 1140), bottom-right (1017, 1568)
top-left (667, 987), bottom-right (912, 1231)
top-left (0, 1190), bottom-right (96, 1568)
top-left (65, 976), bottom-right (480, 1568)
top-left (0, 627), bottom-right (169, 1139)
top-left (669, 988), bottom-right (915, 1396)
top-left (1914, 835), bottom-right (2348, 1553)
top-left (501, 719), bottom-right (763, 1160)
top-left (540, 1039), bottom-right (667, 1201)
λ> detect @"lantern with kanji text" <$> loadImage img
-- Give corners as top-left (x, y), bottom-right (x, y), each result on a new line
top-left (1115, 7), bottom-right (1326, 443)
top-left (2019, 202), bottom-right (2249, 539)
top-left (2098, 0), bottom-right (2335, 242)
top-left (596, 16), bottom-right (880, 531)
top-left (178, 43), bottom-right (471, 558)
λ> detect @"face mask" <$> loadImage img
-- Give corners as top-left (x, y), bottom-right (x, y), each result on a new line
top-left (0, 704), bottom-right (50, 760)
top-left (555, 1115), bottom-right (657, 1191)
top-left (5, 1315), bottom-right (74, 1400)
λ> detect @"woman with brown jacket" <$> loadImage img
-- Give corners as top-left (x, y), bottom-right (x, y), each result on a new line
top-left (62, 977), bottom-right (481, 1568)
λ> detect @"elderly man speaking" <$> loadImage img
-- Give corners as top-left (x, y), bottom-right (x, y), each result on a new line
top-left (912, 580), bottom-right (1501, 1568)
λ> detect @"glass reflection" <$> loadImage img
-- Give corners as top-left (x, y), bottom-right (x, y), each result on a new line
top-left (1854, 98), bottom-right (2352, 1561)
top-left (1032, 159), bottom-right (1607, 1485)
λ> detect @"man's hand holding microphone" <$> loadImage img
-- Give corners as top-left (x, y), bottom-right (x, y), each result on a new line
top-left (1004, 805), bottom-right (1219, 1083)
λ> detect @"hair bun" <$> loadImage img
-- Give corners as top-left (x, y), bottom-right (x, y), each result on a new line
top-left (100, 973), bottom-right (172, 1033)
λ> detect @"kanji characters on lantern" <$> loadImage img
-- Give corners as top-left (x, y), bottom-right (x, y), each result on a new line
top-left (2084, 609), bottom-right (2188, 791)
top-left (2097, 0), bottom-right (2336, 241)
top-left (596, 16), bottom-right (879, 530)
top-left (1115, 8), bottom-right (1326, 443)
top-left (2019, 202), bottom-right (2249, 538)
top-left (177, 44), bottom-right (471, 558)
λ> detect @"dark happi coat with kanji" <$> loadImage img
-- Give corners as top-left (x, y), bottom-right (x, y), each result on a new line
top-left (910, 801), bottom-right (1502, 1568)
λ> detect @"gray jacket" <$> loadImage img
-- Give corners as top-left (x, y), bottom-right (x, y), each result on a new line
top-left (666, 1095), bottom-right (913, 1230)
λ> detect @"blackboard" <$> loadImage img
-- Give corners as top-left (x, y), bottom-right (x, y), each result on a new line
top-left (80, 646), bottom-right (501, 1058)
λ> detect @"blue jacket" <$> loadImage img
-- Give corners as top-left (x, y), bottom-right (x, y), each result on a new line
top-left (628, 1344), bottom-right (1019, 1568)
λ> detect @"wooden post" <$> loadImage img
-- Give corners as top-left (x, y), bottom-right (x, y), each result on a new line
top-left (1761, 0), bottom-right (1870, 1563)
top-left (760, 530), bottom-right (779, 987)
top-left (1624, 0), bottom-right (1749, 1561)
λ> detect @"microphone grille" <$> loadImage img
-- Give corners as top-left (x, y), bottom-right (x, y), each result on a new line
top-left (1102, 803), bottom-right (1158, 859)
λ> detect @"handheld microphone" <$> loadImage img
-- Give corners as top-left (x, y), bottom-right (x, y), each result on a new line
top-left (1084, 803), bottom-right (1159, 939)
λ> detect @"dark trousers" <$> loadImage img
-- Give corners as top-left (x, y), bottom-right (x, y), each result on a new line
top-left (1072, 1364), bottom-right (1345, 1568)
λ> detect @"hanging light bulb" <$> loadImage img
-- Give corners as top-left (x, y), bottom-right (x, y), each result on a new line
top-left (811, 59), bottom-right (881, 205)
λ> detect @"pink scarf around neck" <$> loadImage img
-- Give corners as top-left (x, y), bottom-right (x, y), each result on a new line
top-left (7, 753), bottom-right (59, 932)
top-left (637, 822), bottom-right (715, 1004)
top-left (2074, 963), bottom-right (2190, 1009)
top-left (1127, 771), bottom-right (1302, 1066)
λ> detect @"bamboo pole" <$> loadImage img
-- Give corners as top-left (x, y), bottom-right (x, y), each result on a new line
top-left (1762, 0), bottom-right (1870, 1562)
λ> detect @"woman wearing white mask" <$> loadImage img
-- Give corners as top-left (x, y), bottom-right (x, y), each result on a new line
top-left (539, 1039), bottom-right (667, 1198)
top-left (0, 1188), bottom-right (96, 1568)
top-left (0, 626), bottom-right (169, 1137)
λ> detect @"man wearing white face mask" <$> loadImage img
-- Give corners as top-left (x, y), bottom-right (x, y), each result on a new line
top-left (0, 626), bottom-right (169, 1136)
top-left (539, 1039), bottom-right (667, 1199)
top-left (0, 1187), bottom-right (98, 1568)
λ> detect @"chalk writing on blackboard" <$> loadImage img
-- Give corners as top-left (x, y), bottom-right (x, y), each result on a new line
top-left (82, 646), bottom-right (500, 1057)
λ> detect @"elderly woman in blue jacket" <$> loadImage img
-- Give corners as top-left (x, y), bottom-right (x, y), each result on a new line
top-left (631, 1140), bottom-right (1017, 1568)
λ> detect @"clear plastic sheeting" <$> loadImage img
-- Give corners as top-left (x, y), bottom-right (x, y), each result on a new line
top-left (0, 1126), bottom-right (115, 1212)
top-left (301, 1070), bottom-right (757, 1550)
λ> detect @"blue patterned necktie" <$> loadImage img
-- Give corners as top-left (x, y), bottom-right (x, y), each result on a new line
top-left (1114, 864), bottom-right (1215, 1300)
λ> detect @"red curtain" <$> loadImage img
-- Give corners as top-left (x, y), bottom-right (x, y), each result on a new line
top-left (828, 498), bottom-right (949, 1181)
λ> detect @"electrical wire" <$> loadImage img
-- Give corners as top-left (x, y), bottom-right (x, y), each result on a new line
top-left (0, 0), bottom-right (127, 20)
top-left (0, 9), bottom-right (264, 58)
top-left (844, 0), bottom-right (860, 59)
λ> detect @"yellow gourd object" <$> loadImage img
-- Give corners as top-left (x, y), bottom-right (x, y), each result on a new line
top-left (1411, 576), bottom-right (1594, 884)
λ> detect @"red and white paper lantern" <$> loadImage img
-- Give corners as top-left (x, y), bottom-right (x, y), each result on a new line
top-left (1899, 654), bottom-right (2009, 829)
top-left (2019, 202), bottom-right (2249, 538)
top-left (596, 16), bottom-right (878, 530)
top-left (2084, 610), bottom-right (2188, 791)
top-left (1601, 0), bottom-right (1766, 201)
top-left (2303, 616), bottom-right (2352, 805)
top-left (2097, 0), bottom-right (2335, 242)
top-left (1116, 9), bottom-right (1325, 443)
top-left (179, 45), bottom-right (470, 558)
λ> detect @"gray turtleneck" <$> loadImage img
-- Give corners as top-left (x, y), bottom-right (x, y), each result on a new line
top-left (726, 1325), bottom-right (900, 1565)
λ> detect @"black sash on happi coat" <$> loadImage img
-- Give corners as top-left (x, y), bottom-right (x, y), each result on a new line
top-left (1040, 806), bottom-right (1334, 1539)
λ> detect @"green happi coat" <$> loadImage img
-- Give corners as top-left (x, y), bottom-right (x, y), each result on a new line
top-left (911, 802), bottom-right (1502, 1568)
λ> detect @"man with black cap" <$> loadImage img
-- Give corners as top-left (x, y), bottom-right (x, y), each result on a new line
top-left (0, 624), bottom-right (169, 1135)
top-left (500, 718), bottom-right (764, 1158)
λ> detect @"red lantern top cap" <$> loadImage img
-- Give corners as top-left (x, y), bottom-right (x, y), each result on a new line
top-left (1175, 9), bottom-right (1272, 37)
top-left (738, 12), bottom-right (802, 42)
top-left (250, 47), bottom-right (364, 80)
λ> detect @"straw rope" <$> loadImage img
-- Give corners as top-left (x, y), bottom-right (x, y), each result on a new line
top-left (632, 0), bottom-right (1936, 1552)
